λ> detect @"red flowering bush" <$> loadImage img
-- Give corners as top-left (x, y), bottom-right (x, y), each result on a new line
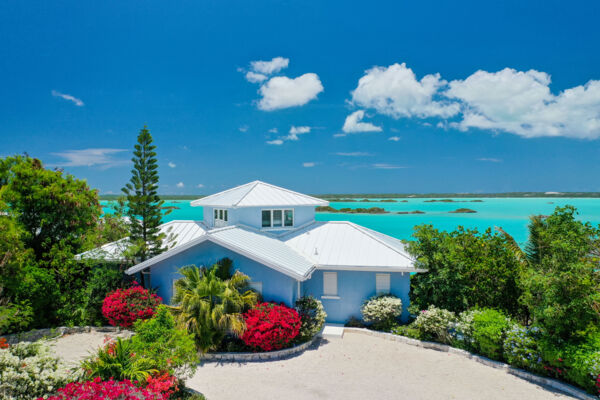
top-left (102, 284), bottom-right (162, 327)
top-left (40, 377), bottom-right (167, 400)
top-left (241, 302), bottom-right (301, 352)
top-left (0, 338), bottom-right (8, 349)
top-left (146, 372), bottom-right (178, 398)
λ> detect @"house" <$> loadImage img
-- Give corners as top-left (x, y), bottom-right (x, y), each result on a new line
top-left (80, 181), bottom-right (423, 323)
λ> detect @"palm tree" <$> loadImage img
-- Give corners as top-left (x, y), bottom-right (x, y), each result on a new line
top-left (170, 264), bottom-right (257, 352)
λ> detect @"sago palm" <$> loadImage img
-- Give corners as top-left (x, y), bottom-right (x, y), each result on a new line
top-left (170, 264), bottom-right (257, 352)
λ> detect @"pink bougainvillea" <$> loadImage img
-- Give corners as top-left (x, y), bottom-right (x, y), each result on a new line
top-left (241, 302), bottom-right (301, 352)
top-left (102, 284), bottom-right (161, 328)
top-left (40, 377), bottom-right (168, 400)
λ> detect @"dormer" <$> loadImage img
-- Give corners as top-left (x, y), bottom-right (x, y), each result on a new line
top-left (191, 181), bottom-right (329, 231)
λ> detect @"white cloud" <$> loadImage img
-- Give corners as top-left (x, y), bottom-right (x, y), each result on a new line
top-left (335, 152), bottom-right (373, 157)
top-left (372, 163), bottom-right (406, 169)
top-left (302, 162), bottom-right (317, 167)
top-left (176, 182), bottom-right (184, 188)
top-left (266, 139), bottom-right (284, 145)
top-left (286, 126), bottom-right (310, 140)
top-left (52, 148), bottom-right (127, 169)
top-left (477, 157), bottom-right (502, 162)
top-left (445, 68), bottom-right (600, 139)
top-left (250, 57), bottom-right (289, 75)
top-left (342, 110), bottom-right (382, 133)
top-left (239, 125), bottom-right (249, 132)
top-left (388, 136), bottom-right (401, 142)
top-left (350, 63), bottom-right (459, 119)
top-left (245, 71), bottom-right (268, 83)
top-left (266, 126), bottom-right (311, 145)
top-left (168, 162), bottom-right (176, 168)
top-left (51, 90), bottom-right (84, 106)
top-left (258, 73), bottom-right (323, 111)
top-left (196, 184), bottom-right (204, 188)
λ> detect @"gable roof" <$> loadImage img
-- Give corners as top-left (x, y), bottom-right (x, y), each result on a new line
top-left (76, 220), bottom-right (208, 262)
top-left (126, 225), bottom-right (316, 280)
top-left (190, 180), bottom-right (329, 208)
top-left (281, 221), bottom-right (418, 271)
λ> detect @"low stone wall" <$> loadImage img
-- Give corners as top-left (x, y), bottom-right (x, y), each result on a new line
top-left (344, 327), bottom-right (597, 400)
top-left (1, 326), bottom-right (125, 345)
top-left (202, 335), bottom-right (319, 362)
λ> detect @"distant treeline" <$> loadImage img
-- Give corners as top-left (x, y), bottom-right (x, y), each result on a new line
top-left (99, 192), bottom-right (600, 201)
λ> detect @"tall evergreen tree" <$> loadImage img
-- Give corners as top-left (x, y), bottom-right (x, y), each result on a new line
top-left (122, 126), bottom-right (169, 264)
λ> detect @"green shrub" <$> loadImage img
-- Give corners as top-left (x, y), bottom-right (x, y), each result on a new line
top-left (295, 296), bottom-right (327, 342)
top-left (391, 325), bottom-right (424, 340)
top-left (503, 325), bottom-right (544, 373)
top-left (361, 294), bottom-right (403, 331)
top-left (411, 305), bottom-right (456, 343)
top-left (562, 333), bottom-right (600, 394)
top-left (0, 341), bottom-right (70, 399)
top-left (451, 309), bottom-right (481, 351)
top-left (131, 305), bottom-right (199, 380)
top-left (471, 309), bottom-right (511, 360)
top-left (82, 265), bottom-right (127, 326)
top-left (0, 301), bottom-right (33, 335)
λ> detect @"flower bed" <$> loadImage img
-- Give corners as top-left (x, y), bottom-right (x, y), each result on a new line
top-left (241, 302), bottom-right (301, 352)
top-left (102, 284), bottom-right (162, 328)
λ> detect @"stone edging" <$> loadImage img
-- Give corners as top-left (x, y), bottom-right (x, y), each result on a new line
top-left (202, 335), bottom-right (319, 362)
top-left (344, 327), bottom-right (597, 400)
top-left (1, 326), bottom-right (128, 345)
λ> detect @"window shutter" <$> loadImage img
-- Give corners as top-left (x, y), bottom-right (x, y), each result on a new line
top-left (376, 273), bottom-right (390, 294)
top-left (323, 272), bottom-right (338, 296)
top-left (249, 281), bottom-right (263, 294)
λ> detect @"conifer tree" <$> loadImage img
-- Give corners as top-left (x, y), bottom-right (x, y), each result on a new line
top-left (122, 126), bottom-right (169, 264)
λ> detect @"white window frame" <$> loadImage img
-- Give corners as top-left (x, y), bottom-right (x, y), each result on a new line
top-left (214, 208), bottom-right (228, 227)
top-left (376, 273), bottom-right (391, 295)
top-left (261, 209), bottom-right (294, 229)
top-left (322, 272), bottom-right (339, 299)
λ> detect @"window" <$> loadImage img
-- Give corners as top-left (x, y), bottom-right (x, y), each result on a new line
top-left (249, 281), bottom-right (263, 294)
top-left (214, 208), bottom-right (228, 226)
top-left (376, 273), bottom-right (390, 294)
top-left (284, 210), bottom-right (294, 227)
top-left (261, 209), bottom-right (294, 228)
top-left (262, 210), bottom-right (271, 227)
top-left (323, 272), bottom-right (338, 296)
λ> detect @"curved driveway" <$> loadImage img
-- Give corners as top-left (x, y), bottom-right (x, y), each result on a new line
top-left (189, 331), bottom-right (576, 400)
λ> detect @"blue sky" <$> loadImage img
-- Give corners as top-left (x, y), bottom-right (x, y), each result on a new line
top-left (1, 0), bottom-right (600, 195)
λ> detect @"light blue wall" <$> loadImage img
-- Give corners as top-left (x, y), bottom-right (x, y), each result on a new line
top-left (149, 240), bottom-right (297, 306)
top-left (301, 270), bottom-right (411, 324)
top-left (200, 205), bottom-right (316, 230)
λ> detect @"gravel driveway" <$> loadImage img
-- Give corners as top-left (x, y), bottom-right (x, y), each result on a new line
top-left (188, 331), bottom-right (577, 400)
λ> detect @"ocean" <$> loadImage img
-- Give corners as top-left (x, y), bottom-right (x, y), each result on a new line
top-left (100, 197), bottom-right (600, 245)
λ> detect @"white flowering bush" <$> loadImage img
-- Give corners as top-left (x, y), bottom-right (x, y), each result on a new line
top-left (0, 341), bottom-right (70, 399)
top-left (361, 295), bottom-right (403, 330)
top-left (450, 309), bottom-right (481, 350)
top-left (412, 305), bottom-right (456, 343)
top-left (295, 296), bottom-right (327, 342)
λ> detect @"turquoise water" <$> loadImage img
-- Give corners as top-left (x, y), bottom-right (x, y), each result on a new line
top-left (100, 198), bottom-right (600, 245)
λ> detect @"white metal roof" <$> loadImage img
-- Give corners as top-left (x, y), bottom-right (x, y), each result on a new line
top-left (281, 221), bottom-right (418, 271)
top-left (76, 220), bottom-right (208, 262)
top-left (125, 225), bottom-right (316, 280)
top-left (190, 180), bottom-right (329, 208)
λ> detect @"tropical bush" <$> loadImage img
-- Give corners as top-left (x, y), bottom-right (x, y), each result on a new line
top-left (0, 341), bottom-right (69, 400)
top-left (295, 295), bottom-right (326, 342)
top-left (83, 265), bottom-right (127, 326)
top-left (470, 309), bottom-right (512, 360)
top-left (42, 377), bottom-right (169, 400)
top-left (171, 265), bottom-right (257, 352)
top-left (408, 225), bottom-right (524, 318)
top-left (360, 294), bottom-right (403, 330)
top-left (411, 305), bottom-right (456, 344)
top-left (241, 302), bottom-right (301, 351)
top-left (503, 325), bottom-right (544, 373)
top-left (102, 284), bottom-right (162, 328)
top-left (450, 309), bottom-right (480, 350)
top-left (131, 305), bottom-right (198, 379)
top-left (81, 337), bottom-right (158, 382)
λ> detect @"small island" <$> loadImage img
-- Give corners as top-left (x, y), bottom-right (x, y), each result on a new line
top-left (316, 206), bottom-right (389, 214)
top-left (425, 199), bottom-right (456, 203)
top-left (449, 208), bottom-right (477, 213)
top-left (379, 199), bottom-right (397, 203)
top-left (397, 210), bottom-right (425, 214)
top-left (470, 200), bottom-right (483, 202)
